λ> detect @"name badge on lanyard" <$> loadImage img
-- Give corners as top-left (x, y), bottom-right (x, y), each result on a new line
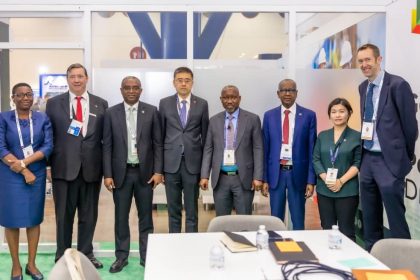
top-left (325, 145), bottom-right (340, 185)
top-left (223, 149), bottom-right (235, 165)
top-left (130, 135), bottom-right (138, 156)
top-left (15, 110), bottom-right (34, 159)
top-left (325, 168), bottom-right (338, 185)
top-left (280, 144), bottom-right (292, 160)
top-left (67, 96), bottom-right (87, 137)
top-left (361, 122), bottom-right (374, 140)
top-left (67, 119), bottom-right (83, 137)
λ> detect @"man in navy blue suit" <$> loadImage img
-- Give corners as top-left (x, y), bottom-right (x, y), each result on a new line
top-left (357, 43), bottom-right (418, 251)
top-left (262, 79), bottom-right (317, 230)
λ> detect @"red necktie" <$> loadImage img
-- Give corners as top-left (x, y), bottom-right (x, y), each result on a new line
top-left (281, 109), bottom-right (290, 165)
top-left (76, 96), bottom-right (83, 122)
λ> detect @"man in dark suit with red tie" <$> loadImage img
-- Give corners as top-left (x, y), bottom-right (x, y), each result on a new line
top-left (46, 63), bottom-right (108, 267)
top-left (357, 44), bottom-right (418, 251)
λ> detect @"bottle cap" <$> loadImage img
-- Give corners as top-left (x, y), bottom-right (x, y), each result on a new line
top-left (259, 225), bottom-right (266, 230)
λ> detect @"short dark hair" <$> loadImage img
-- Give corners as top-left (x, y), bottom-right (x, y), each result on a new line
top-left (66, 63), bottom-right (88, 77)
top-left (327, 98), bottom-right (353, 118)
top-left (357, 43), bottom-right (381, 58)
top-left (12, 82), bottom-right (32, 96)
top-left (221, 85), bottom-right (239, 95)
top-left (121, 76), bottom-right (141, 88)
top-left (278, 79), bottom-right (297, 91)
top-left (173, 66), bottom-right (193, 79)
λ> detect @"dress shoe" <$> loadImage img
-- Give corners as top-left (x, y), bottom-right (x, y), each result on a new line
top-left (109, 258), bottom-right (128, 273)
top-left (89, 257), bottom-right (104, 269)
top-left (11, 266), bottom-right (23, 280)
top-left (25, 264), bottom-right (44, 280)
top-left (140, 258), bottom-right (146, 267)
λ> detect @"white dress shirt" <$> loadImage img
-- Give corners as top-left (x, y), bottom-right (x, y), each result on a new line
top-left (69, 91), bottom-right (89, 137)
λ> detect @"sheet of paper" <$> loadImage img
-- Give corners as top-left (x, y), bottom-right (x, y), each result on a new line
top-left (339, 257), bottom-right (377, 268)
top-left (366, 272), bottom-right (408, 280)
top-left (275, 241), bottom-right (302, 252)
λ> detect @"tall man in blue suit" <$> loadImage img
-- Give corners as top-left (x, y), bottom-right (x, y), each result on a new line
top-left (357, 44), bottom-right (418, 251)
top-left (262, 79), bottom-right (317, 230)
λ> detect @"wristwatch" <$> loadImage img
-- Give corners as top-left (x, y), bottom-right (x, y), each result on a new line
top-left (20, 160), bottom-right (26, 169)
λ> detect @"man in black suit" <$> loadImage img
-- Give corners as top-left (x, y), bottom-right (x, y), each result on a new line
top-left (159, 67), bottom-right (209, 233)
top-left (46, 63), bottom-right (108, 267)
top-left (103, 76), bottom-right (163, 272)
top-left (357, 43), bottom-right (418, 251)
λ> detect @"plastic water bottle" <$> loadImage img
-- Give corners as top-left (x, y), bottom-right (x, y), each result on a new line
top-left (256, 225), bottom-right (269, 250)
top-left (328, 225), bottom-right (342, 249)
top-left (209, 244), bottom-right (224, 269)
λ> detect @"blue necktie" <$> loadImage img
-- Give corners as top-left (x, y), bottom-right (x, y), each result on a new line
top-left (364, 83), bottom-right (375, 149)
top-left (180, 100), bottom-right (187, 128)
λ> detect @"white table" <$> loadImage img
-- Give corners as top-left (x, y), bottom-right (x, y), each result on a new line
top-left (145, 230), bottom-right (388, 280)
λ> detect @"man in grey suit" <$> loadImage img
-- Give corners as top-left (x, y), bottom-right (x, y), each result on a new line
top-left (199, 85), bottom-right (264, 215)
top-left (103, 76), bottom-right (163, 272)
top-left (159, 67), bottom-right (209, 233)
top-left (46, 63), bottom-right (108, 267)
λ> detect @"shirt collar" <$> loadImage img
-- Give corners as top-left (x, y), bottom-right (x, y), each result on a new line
top-left (177, 93), bottom-right (191, 105)
top-left (225, 108), bottom-right (240, 119)
top-left (281, 103), bottom-right (296, 115)
top-left (69, 91), bottom-right (88, 100)
top-left (371, 70), bottom-right (384, 87)
top-left (124, 101), bottom-right (139, 111)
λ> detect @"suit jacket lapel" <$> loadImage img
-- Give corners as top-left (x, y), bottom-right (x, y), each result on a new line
top-left (273, 106), bottom-right (282, 146)
top-left (116, 103), bottom-right (128, 147)
top-left (85, 93), bottom-right (99, 138)
top-left (375, 72), bottom-right (390, 122)
top-left (360, 81), bottom-right (368, 118)
top-left (136, 102), bottom-right (145, 142)
top-left (293, 105), bottom-right (303, 145)
top-left (216, 113), bottom-right (225, 150)
top-left (185, 94), bottom-right (197, 129)
top-left (171, 94), bottom-right (184, 130)
top-left (60, 92), bottom-right (71, 122)
top-left (235, 109), bottom-right (246, 150)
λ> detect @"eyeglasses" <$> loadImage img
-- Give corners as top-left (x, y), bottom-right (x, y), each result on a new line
top-left (278, 89), bottom-right (297, 93)
top-left (175, 78), bottom-right (192, 84)
top-left (122, 86), bottom-right (141, 91)
top-left (13, 93), bottom-right (34, 98)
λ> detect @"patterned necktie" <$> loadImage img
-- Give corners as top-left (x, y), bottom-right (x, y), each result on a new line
top-left (364, 83), bottom-right (375, 149)
top-left (226, 115), bottom-right (235, 149)
top-left (180, 100), bottom-right (187, 128)
top-left (281, 109), bottom-right (290, 165)
top-left (128, 107), bottom-right (137, 163)
top-left (75, 96), bottom-right (83, 122)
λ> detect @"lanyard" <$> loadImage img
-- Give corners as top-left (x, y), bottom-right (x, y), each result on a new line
top-left (329, 127), bottom-right (348, 167)
top-left (15, 110), bottom-right (33, 149)
top-left (329, 146), bottom-right (340, 167)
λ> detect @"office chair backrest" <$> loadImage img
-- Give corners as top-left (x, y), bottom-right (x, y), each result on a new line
top-left (370, 238), bottom-right (420, 278)
top-left (207, 215), bottom-right (287, 232)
